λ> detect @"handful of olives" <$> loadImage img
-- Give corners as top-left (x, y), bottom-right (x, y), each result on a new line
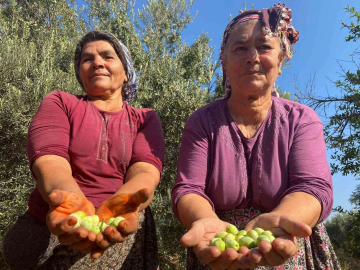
top-left (69, 211), bottom-right (125, 235)
top-left (210, 224), bottom-right (276, 252)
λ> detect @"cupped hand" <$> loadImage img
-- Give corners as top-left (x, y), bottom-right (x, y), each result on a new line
top-left (90, 188), bottom-right (151, 259)
top-left (244, 212), bottom-right (312, 267)
top-left (46, 189), bottom-right (97, 253)
top-left (180, 217), bottom-right (259, 270)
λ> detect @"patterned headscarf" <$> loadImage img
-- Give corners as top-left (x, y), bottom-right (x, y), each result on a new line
top-left (220, 3), bottom-right (299, 97)
top-left (111, 35), bottom-right (138, 103)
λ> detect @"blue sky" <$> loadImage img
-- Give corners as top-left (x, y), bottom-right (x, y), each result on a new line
top-left (81, 0), bottom-right (360, 219)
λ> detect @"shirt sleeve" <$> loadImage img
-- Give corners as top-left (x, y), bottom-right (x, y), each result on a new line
top-left (27, 91), bottom-right (70, 173)
top-left (281, 112), bottom-right (333, 224)
top-left (171, 114), bottom-right (215, 220)
top-left (129, 110), bottom-right (165, 174)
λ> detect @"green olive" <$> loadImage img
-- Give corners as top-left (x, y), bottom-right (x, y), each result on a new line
top-left (226, 224), bottom-right (238, 235)
top-left (107, 217), bottom-right (115, 226)
top-left (223, 233), bottom-right (236, 243)
top-left (256, 235), bottom-right (270, 246)
top-left (215, 232), bottom-right (228, 239)
top-left (236, 230), bottom-right (247, 237)
top-left (268, 235), bottom-right (275, 243)
top-left (213, 239), bottom-right (225, 252)
top-left (90, 225), bottom-right (100, 234)
top-left (210, 238), bottom-right (222, 246)
top-left (254, 227), bottom-right (264, 234)
top-left (235, 235), bottom-right (245, 242)
top-left (246, 230), bottom-right (259, 241)
top-left (91, 215), bottom-right (100, 224)
top-left (238, 236), bottom-right (255, 248)
top-left (261, 230), bottom-right (273, 237)
top-left (80, 217), bottom-right (93, 231)
top-left (113, 216), bottom-right (126, 227)
top-left (75, 211), bottom-right (86, 219)
top-left (225, 239), bottom-right (240, 251)
top-left (69, 213), bottom-right (82, 228)
top-left (98, 221), bottom-right (108, 232)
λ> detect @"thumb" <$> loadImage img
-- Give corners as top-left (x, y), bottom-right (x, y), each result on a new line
top-left (48, 190), bottom-right (65, 206)
top-left (180, 222), bottom-right (204, 248)
top-left (128, 188), bottom-right (151, 205)
top-left (279, 217), bottom-right (312, 238)
top-left (244, 218), bottom-right (257, 231)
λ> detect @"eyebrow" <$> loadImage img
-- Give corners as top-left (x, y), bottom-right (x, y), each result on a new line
top-left (257, 36), bottom-right (271, 42)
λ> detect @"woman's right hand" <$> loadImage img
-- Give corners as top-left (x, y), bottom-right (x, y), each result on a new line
top-left (46, 190), bottom-right (97, 253)
top-left (180, 217), bottom-right (259, 270)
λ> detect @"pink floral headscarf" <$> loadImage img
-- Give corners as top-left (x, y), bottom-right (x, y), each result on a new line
top-left (220, 3), bottom-right (300, 97)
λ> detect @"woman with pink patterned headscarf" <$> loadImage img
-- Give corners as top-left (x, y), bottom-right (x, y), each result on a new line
top-left (172, 4), bottom-right (340, 270)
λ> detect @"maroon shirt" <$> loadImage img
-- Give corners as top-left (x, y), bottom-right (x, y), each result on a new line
top-left (172, 97), bottom-right (333, 224)
top-left (27, 91), bottom-right (164, 222)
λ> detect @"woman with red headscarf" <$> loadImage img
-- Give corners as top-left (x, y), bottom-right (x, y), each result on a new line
top-left (172, 4), bottom-right (340, 270)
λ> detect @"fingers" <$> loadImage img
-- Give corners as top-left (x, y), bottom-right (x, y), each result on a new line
top-left (278, 217), bottom-right (312, 238)
top-left (117, 213), bottom-right (139, 235)
top-left (180, 222), bottom-right (205, 248)
top-left (94, 227), bottom-right (128, 249)
top-left (47, 214), bottom-right (80, 235)
top-left (128, 188), bottom-right (151, 205)
top-left (105, 188), bottom-right (150, 208)
top-left (254, 235), bottom-right (298, 267)
top-left (90, 247), bottom-right (107, 259)
top-left (204, 247), bottom-right (237, 269)
top-left (58, 227), bottom-right (91, 245)
top-left (226, 248), bottom-right (258, 270)
top-left (48, 190), bottom-right (65, 206)
top-left (245, 214), bottom-right (312, 238)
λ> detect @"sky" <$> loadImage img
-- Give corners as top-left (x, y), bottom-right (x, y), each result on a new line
top-left (81, 0), bottom-right (360, 220)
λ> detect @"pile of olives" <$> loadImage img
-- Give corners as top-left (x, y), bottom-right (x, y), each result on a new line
top-left (210, 224), bottom-right (276, 252)
top-left (70, 211), bottom-right (125, 235)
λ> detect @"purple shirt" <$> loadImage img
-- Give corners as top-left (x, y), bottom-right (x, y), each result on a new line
top-left (172, 97), bottom-right (333, 224)
top-left (27, 91), bottom-right (164, 222)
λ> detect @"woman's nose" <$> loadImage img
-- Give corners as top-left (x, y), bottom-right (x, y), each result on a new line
top-left (92, 56), bottom-right (105, 68)
top-left (245, 47), bottom-right (260, 65)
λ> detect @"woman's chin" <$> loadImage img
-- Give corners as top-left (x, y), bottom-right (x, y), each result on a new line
top-left (234, 83), bottom-right (269, 95)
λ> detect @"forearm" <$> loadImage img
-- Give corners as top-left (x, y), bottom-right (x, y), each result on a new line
top-left (32, 155), bottom-right (83, 203)
top-left (177, 193), bottom-right (218, 230)
top-left (120, 162), bottom-right (160, 211)
top-left (272, 192), bottom-right (321, 228)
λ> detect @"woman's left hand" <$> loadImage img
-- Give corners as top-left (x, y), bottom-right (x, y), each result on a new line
top-left (90, 188), bottom-right (151, 258)
top-left (244, 212), bottom-right (312, 267)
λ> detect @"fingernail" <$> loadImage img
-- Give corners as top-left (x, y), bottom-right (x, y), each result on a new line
top-left (68, 219), bottom-right (76, 226)
top-left (278, 244), bottom-right (284, 250)
top-left (77, 233), bottom-right (86, 239)
top-left (105, 230), bottom-right (114, 237)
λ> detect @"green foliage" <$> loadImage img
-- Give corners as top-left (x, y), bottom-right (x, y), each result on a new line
top-left (342, 5), bottom-right (360, 42)
top-left (277, 86), bottom-right (297, 101)
top-left (0, 0), bottom-right (83, 257)
top-left (0, 0), bottom-right (218, 268)
top-left (297, 6), bottom-right (360, 263)
top-left (326, 186), bottom-right (360, 261)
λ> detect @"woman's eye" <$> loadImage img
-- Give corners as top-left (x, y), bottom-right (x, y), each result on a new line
top-left (234, 46), bottom-right (246, 51)
top-left (260, 45), bottom-right (271, 50)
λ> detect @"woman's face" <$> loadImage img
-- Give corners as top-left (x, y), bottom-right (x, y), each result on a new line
top-left (79, 40), bottom-right (127, 97)
top-left (223, 20), bottom-right (284, 97)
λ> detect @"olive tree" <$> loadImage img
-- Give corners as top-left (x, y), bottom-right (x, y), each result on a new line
top-left (0, 0), bottom-right (218, 269)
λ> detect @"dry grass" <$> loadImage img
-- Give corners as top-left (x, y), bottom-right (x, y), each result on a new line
top-left (336, 248), bottom-right (360, 270)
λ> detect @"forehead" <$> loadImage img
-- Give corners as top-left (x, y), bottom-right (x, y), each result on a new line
top-left (226, 20), bottom-right (273, 44)
top-left (81, 40), bottom-right (116, 54)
